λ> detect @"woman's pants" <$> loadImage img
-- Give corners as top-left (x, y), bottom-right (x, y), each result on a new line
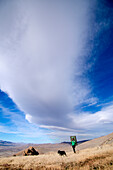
top-left (72, 145), bottom-right (76, 153)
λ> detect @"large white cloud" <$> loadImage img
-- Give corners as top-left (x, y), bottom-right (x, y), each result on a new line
top-left (0, 0), bottom-right (97, 130)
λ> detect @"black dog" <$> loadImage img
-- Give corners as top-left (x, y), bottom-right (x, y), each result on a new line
top-left (58, 150), bottom-right (67, 156)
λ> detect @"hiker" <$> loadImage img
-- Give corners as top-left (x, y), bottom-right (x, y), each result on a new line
top-left (71, 137), bottom-right (76, 153)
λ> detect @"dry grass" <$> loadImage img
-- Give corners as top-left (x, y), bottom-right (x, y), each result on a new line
top-left (0, 143), bottom-right (113, 170)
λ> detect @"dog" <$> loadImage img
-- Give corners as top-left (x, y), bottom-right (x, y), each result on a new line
top-left (58, 150), bottom-right (67, 156)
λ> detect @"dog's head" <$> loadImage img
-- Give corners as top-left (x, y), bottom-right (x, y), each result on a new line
top-left (58, 150), bottom-right (60, 153)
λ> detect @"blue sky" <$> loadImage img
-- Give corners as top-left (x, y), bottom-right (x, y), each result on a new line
top-left (0, 0), bottom-right (113, 143)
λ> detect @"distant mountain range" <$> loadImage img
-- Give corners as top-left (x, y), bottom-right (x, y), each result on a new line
top-left (0, 140), bottom-right (16, 146)
top-left (0, 139), bottom-right (90, 146)
top-left (61, 139), bottom-right (90, 145)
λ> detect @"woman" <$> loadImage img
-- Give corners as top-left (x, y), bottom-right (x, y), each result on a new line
top-left (71, 137), bottom-right (76, 153)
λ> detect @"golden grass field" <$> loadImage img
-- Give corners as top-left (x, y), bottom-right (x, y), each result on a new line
top-left (0, 132), bottom-right (113, 170)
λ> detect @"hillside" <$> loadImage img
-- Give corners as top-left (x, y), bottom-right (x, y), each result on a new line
top-left (0, 142), bottom-right (25, 157)
top-left (0, 132), bottom-right (113, 169)
top-left (78, 132), bottom-right (113, 150)
top-left (13, 132), bottom-right (113, 156)
top-left (0, 139), bottom-right (88, 157)
top-left (0, 132), bottom-right (113, 157)
top-left (0, 138), bottom-right (113, 169)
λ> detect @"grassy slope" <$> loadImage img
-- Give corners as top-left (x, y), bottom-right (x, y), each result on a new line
top-left (0, 143), bottom-right (113, 169)
top-left (0, 132), bottom-right (113, 169)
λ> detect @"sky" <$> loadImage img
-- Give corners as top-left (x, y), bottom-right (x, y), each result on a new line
top-left (0, 0), bottom-right (113, 143)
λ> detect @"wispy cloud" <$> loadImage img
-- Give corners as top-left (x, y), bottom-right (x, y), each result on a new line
top-left (69, 104), bottom-right (113, 130)
top-left (0, 104), bottom-right (52, 142)
top-left (40, 125), bottom-right (83, 132)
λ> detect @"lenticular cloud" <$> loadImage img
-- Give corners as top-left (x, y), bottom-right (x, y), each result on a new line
top-left (0, 0), bottom-right (95, 128)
